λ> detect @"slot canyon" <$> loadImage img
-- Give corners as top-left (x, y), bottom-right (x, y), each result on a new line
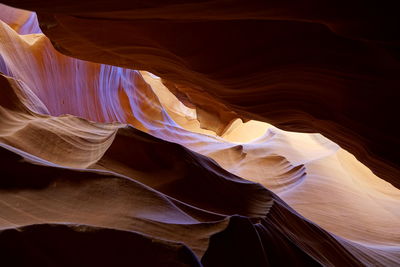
top-left (0, 2), bottom-right (399, 266)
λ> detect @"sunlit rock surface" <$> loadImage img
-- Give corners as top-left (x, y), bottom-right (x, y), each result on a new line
top-left (0, 4), bottom-right (399, 267)
top-left (3, 0), bottom-right (399, 188)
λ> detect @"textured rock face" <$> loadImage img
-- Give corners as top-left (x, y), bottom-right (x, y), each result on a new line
top-left (0, 3), bottom-right (399, 267)
top-left (3, 0), bottom-right (400, 188)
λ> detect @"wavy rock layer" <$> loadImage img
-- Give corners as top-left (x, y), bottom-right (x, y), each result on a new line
top-left (2, 0), bottom-right (399, 188)
top-left (0, 4), bottom-right (399, 267)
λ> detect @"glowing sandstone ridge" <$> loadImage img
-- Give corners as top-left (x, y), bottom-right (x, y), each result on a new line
top-left (0, 4), bottom-right (399, 266)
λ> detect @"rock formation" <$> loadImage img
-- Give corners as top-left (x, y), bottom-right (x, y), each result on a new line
top-left (0, 3), bottom-right (399, 266)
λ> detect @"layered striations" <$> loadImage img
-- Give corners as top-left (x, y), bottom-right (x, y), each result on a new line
top-left (0, 4), bottom-right (399, 267)
top-left (2, 0), bottom-right (399, 188)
